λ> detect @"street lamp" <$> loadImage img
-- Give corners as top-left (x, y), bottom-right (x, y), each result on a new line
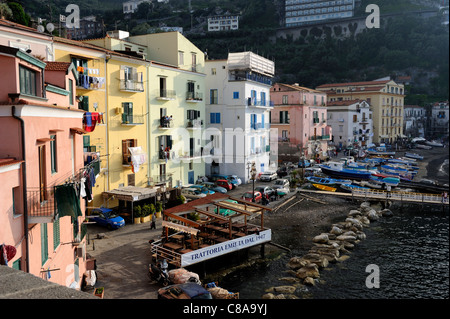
top-left (250, 162), bottom-right (257, 203)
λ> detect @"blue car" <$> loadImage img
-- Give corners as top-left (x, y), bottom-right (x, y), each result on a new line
top-left (201, 182), bottom-right (227, 194)
top-left (189, 185), bottom-right (215, 195)
top-left (90, 208), bottom-right (125, 230)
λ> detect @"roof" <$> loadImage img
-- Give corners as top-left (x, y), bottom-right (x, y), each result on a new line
top-left (275, 83), bottom-right (324, 94)
top-left (102, 186), bottom-right (158, 202)
top-left (324, 86), bottom-right (386, 94)
top-left (0, 99), bottom-right (84, 112)
top-left (327, 99), bottom-right (367, 106)
top-left (0, 19), bottom-right (48, 36)
top-left (164, 192), bottom-right (230, 214)
top-left (45, 62), bottom-right (71, 72)
top-left (316, 80), bottom-right (390, 89)
top-left (0, 158), bottom-right (23, 168)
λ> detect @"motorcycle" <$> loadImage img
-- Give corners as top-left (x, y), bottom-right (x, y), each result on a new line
top-left (148, 259), bottom-right (170, 286)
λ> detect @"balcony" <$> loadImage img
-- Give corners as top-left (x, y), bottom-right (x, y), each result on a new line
top-left (156, 89), bottom-right (176, 101)
top-left (27, 188), bottom-right (56, 224)
top-left (148, 174), bottom-right (173, 187)
top-left (120, 80), bottom-right (144, 92)
top-left (159, 149), bottom-right (174, 161)
top-left (309, 135), bottom-right (330, 141)
top-left (121, 114), bottom-right (145, 125)
top-left (159, 117), bottom-right (172, 129)
top-left (246, 98), bottom-right (274, 108)
top-left (187, 119), bottom-right (203, 129)
top-left (186, 92), bottom-right (203, 102)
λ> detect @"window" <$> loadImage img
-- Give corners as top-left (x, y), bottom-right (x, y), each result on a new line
top-left (69, 79), bottom-right (74, 105)
top-left (187, 109), bottom-right (200, 120)
top-left (122, 139), bottom-right (137, 164)
top-left (211, 68), bottom-right (216, 75)
top-left (250, 114), bottom-right (257, 129)
top-left (78, 95), bottom-right (89, 111)
top-left (210, 112), bottom-right (221, 124)
top-left (280, 111), bottom-right (290, 124)
top-left (210, 89), bottom-right (218, 104)
top-left (50, 134), bottom-right (57, 174)
top-left (353, 114), bottom-right (358, 122)
top-left (282, 95), bottom-right (288, 104)
top-left (19, 65), bottom-right (37, 96)
top-left (260, 92), bottom-right (266, 106)
top-left (233, 91), bottom-right (240, 99)
top-left (122, 102), bottom-right (133, 123)
top-left (12, 187), bottom-right (21, 216)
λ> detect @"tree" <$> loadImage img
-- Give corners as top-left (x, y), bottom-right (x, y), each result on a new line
top-left (7, 2), bottom-right (30, 26)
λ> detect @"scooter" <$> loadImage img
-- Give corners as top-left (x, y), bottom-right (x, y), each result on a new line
top-left (148, 259), bottom-right (170, 286)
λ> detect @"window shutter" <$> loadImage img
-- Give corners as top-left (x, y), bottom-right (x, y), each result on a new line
top-left (167, 136), bottom-right (173, 149)
top-left (210, 113), bottom-right (215, 124)
top-left (216, 113), bottom-right (220, 124)
top-left (120, 68), bottom-right (125, 81)
top-left (122, 140), bottom-right (128, 163)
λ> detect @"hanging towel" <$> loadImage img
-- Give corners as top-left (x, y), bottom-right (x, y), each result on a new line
top-left (55, 184), bottom-right (82, 218)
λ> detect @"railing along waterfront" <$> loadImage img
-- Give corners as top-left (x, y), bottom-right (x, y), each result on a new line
top-left (351, 188), bottom-right (449, 204)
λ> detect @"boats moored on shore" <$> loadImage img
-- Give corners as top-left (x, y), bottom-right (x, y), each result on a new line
top-left (320, 162), bottom-right (373, 180)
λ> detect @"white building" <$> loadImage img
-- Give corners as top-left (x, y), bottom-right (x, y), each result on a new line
top-left (403, 105), bottom-right (426, 138)
top-left (204, 52), bottom-right (276, 183)
top-left (123, 0), bottom-right (152, 14)
top-left (429, 101), bottom-right (449, 138)
top-left (285, 0), bottom-right (356, 27)
top-left (208, 15), bottom-right (239, 32)
top-left (327, 100), bottom-right (373, 149)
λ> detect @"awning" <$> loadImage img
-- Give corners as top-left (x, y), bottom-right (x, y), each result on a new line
top-left (36, 138), bottom-right (55, 143)
top-left (70, 127), bottom-right (87, 135)
top-left (102, 186), bottom-right (158, 202)
top-left (162, 220), bottom-right (199, 235)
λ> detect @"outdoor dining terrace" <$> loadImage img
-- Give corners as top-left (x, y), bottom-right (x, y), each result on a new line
top-left (150, 194), bottom-right (272, 268)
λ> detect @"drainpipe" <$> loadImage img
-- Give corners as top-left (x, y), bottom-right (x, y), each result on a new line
top-left (12, 105), bottom-right (29, 273)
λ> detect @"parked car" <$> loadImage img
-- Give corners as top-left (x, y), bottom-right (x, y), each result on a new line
top-left (276, 166), bottom-right (289, 178)
top-left (158, 283), bottom-right (212, 300)
top-left (242, 191), bottom-right (262, 203)
top-left (255, 186), bottom-right (277, 200)
top-left (272, 179), bottom-right (290, 189)
top-left (201, 182), bottom-right (227, 194)
top-left (215, 179), bottom-right (233, 191)
top-left (189, 185), bottom-right (215, 195)
top-left (90, 208), bottom-right (125, 230)
top-left (181, 188), bottom-right (207, 200)
top-left (227, 175), bottom-right (242, 187)
top-left (260, 171), bottom-right (277, 182)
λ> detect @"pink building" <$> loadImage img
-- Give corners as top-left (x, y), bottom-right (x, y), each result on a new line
top-left (0, 44), bottom-right (92, 289)
top-left (270, 83), bottom-right (332, 161)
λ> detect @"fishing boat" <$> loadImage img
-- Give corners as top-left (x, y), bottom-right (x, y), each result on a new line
top-left (415, 144), bottom-right (432, 150)
top-left (312, 183), bottom-right (337, 192)
top-left (369, 174), bottom-right (400, 187)
top-left (319, 162), bottom-right (373, 180)
top-left (425, 140), bottom-right (444, 147)
top-left (340, 183), bottom-right (370, 192)
top-left (367, 145), bottom-right (396, 157)
top-left (404, 152), bottom-right (424, 160)
top-left (306, 176), bottom-right (352, 186)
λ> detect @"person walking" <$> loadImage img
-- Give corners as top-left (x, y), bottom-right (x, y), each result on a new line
top-left (150, 213), bottom-right (156, 230)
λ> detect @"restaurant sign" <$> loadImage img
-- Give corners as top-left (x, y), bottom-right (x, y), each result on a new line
top-left (181, 230), bottom-right (271, 267)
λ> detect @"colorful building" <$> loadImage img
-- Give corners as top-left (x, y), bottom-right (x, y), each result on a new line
top-left (316, 79), bottom-right (405, 145)
top-left (205, 52), bottom-right (275, 182)
top-left (270, 83), bottom-right (331, 161)
top-left (0, 43), bottom-right (90, 288)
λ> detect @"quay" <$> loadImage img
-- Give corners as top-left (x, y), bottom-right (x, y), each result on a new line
top-left (297, 188), bottom-right (449, 206)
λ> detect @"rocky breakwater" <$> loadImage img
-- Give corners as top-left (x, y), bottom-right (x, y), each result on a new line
top-left (263, 201), bottom-right (393, 299)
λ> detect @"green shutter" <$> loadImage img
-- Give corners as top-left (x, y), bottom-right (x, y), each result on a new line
top-left (53, 218), bottom-right (60, 250)
top-left (41, 224), bottom-right (48, 266)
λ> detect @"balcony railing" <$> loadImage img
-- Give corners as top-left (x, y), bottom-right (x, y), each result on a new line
top-left (156, 89), bottom-right (176, 100)
top-left (186, 92), bottom-right (203, 102)
top-left (120, 80), bottom-right (144, 92)
top-left (309, 135), bottom-right (330, 141)
top-left (246, 98), bottom-right (274, 107)
top-left (160, 117), bottom-right (173, 128)
top-left (187, 119), bottom-right (203, 129)
top-left (27, 188), bottom-right (56, 219)
top-left (149, 174), bottom-right (173, 186)
top-left (121, 114), bottom-right (145, 125)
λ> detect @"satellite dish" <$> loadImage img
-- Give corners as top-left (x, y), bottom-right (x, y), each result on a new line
top-left (37, 25), bottom-right (45, 33)
top-left (46, 23), bottom-right (55, 33)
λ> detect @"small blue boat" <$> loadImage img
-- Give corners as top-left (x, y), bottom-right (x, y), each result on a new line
top-left (340, 183), bottom-right (370, 192)
top-left (320, 162), bottom-right (373, 180)
top-left (404, 152), bottom-right (424, 160)
top-left (306, 176), bottom-right (336, 186)
top-left (369, 175), bottom-right (400, 187)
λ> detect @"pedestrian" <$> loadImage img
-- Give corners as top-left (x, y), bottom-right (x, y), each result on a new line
top-left (442, 192), bottom-right (448, 203)
top-left (150, 213), bottom-right (156, 229)
top-left (386, 185), bottom-right (391, 198)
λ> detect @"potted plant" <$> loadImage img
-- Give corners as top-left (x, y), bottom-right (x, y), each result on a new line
top-left (141, 204), bottom-right (151, 223)
top-left (133, 205), bottom-right (142, 224)
top-left (94, 287), bottom-right (104, 298)
top-left (155, 201), bottom-right (162, 218)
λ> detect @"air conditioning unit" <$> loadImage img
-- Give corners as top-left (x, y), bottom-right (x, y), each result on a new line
top-left (116, 107), bottom-right (123, 115)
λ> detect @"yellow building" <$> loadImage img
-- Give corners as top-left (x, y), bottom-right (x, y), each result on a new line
top-left (86, 31), bottom-right (207, 188)
top-left (54, 37), bottom-right (149, 208)
top-left (316, 79), bottom-right (405, 144)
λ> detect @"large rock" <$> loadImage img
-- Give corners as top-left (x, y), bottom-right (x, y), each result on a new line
top-left (330, 225), bottom-right (344, 235)
top-left (271, 286), bottom-right (297, 294)
top-left (304, 277), bottom-right (315, 286)
top-left (381, 209), bottom-right (394, 217)
top-left (348, 209), bottom-right (362, 217)
top-left (296, 264), bottom-right (320, 279)
top-left (345, 218), bottom-right (363, 230)
top-left (367, 209), bottom-right (380, 221)
top-left (287, 257), bottom-right (307, 270)
top-left (312, 233), bottom-right (329, 244)
top-left (302, 253), bottom-right (329, 268)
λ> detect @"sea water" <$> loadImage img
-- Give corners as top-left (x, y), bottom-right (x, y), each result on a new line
top-left (222, 204), bottom-right (449, 299)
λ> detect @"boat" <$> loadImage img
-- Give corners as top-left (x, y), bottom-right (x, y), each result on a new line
top-left (312, 184), bottom-right (337, 192)
top-left (425, 140), bottom-right (444, 147)
top-left (369, 174), bottom-right (400, 187)
top-left (340, 183), bottom-right (370, 192)
top-left (367, 145), bottom-right (396, 157)
top-left (306, 176), bottom-right (336, 186)
top-left (415, 144), bottom-right (432, 150)
top-left (319, 162), bottom-right (373, 180)
top-left (404, 152), bottom-right (424, 160)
